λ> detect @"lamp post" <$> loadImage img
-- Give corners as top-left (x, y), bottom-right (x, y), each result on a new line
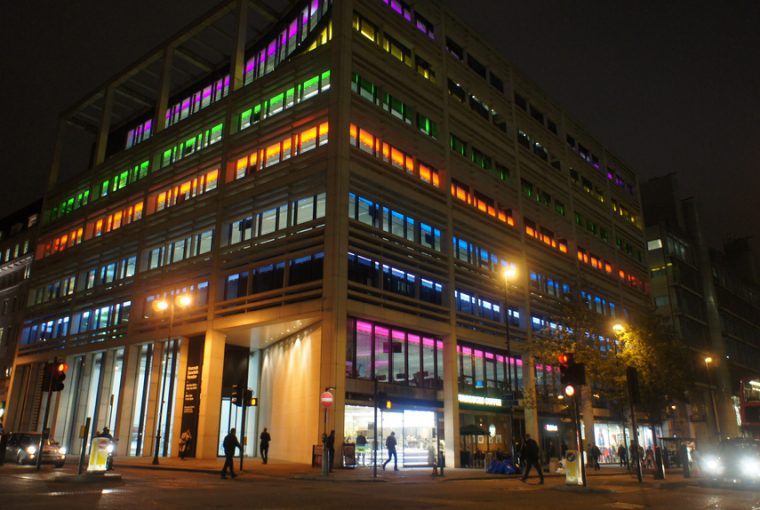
top-left (502, 265), bottom-right (517, 457)
top-left (612, 322), bottom-right (642, 483)
top-left (151, 293), bottom-right (192, 465)
top-left (704, 356), bottom-right (720, 439)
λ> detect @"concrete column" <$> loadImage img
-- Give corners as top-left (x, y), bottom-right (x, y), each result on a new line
top-left (581, 383), bottom-right (595, 451)
top-left (319, 0), bottom-right (353, 456)
top-left (154, 46), bottom-right (174, 134)
top-left (94, 85), bottom-right (115, 166)
top-left (441, 333), bottom-right (461, 467)
top-left (195, 329), bottom-right (225, 459)
top-left (170, 338), bottom-right (190, 458)
top-left (230, 0), bottom-right (248, 92)
top-left (522, 354), bottom-right (539, 440)
top-left (95, 350), bottom-right (115, 432)
top-left (115, 344), bottom-right (140, 456)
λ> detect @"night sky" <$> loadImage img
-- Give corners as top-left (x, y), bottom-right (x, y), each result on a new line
top-left (1, 1), bottom-right (758, 250)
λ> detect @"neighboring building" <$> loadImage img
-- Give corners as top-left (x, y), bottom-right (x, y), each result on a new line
top-left (642, 173), bottom-right (759, 443)
top-left (0, 200), bottom-right (41, 418)
top-left (7, 0), bottom-right (650, 465)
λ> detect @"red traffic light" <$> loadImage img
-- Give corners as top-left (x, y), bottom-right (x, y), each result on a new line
top-left (558, 353), bottom-right (573, 367)
top-left (56, 362), bottom-right (68, 374)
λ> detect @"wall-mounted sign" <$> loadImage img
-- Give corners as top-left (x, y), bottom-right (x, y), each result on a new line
top-left (458, 394), bottom-right (502, 407)
top-left (544, 424), bottom-right (559, 432)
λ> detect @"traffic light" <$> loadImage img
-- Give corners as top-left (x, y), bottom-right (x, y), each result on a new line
top-left (51, 361), bottom-right (67, 392)
top-left (231, 384), bottom-right (242, 407)
top-left (558, 352), bottom-right (586, 386)
top-left (244, 388), bottom-right (258, 407)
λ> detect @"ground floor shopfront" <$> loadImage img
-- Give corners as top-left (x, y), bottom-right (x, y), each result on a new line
top-left (7, 312), bottom-right (664, 468)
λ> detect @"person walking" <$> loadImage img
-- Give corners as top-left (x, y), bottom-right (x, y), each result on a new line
top-left (589, 444), bottom-right (601, 470)
top-left (356, 433), bottom-right (368, 465)
top-left (179, 429), bottom-right (192, 460)
top-left (259, 427), bottom-right (271, 464)
top-left (519, 434), bottom-right (544, 484)
top-left (221, 428), bottom-right (242, 479)
top-left (618, 444), bottom-right (628, 468)
top-left (325, 430), bottom-right (335, 472)
top-left (382, 431), bottom-right (398, 471)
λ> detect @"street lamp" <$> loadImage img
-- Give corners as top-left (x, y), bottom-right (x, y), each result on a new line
top-left (704, 356), bottom-right (721, 439)
top-left (611, 322), bottom-right (642, 482)
top-left (151, 293), bottom-right (192, 465)
top-left (502, 265), bottom-right (517, 458)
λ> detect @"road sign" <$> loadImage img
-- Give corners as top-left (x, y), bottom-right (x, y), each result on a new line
top-left (320, 391), bottom-right (334, 408)
top-left (565, 450), bottom-right (583, 486)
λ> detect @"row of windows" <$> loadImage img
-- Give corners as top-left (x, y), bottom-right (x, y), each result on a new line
top-left (580, 290), bottom-right (617, 317)
top-left (39, 227), bottom-right (84, 258)
top-left (233, 122), bottom-right (329, 181)
top-left (100, 161), bottom-right (150, 200)
top-left (452, 236), bottom-right (512, 274)
top-left (352, 12), bottom-right (436, 83)
top-left (457, 344), bottom-right (522, 393)
top-left (90, 201), bottom-right (143, 238)
top-left (447, 79), bottom-right (507, 133)
top-left (380, 0), bottom-right (435, 40)
top-left (524, 218), bottom-right (568, 254)
top-left (30, 274), bottom-right (76, 306)
top-left (47, 189), bottom-right (91, 224)
top-left (529, 271), bottom-right (571, 300)
top-left (450, 179), bottom-right (515, 226)
top-left (22, 299), bottom-right (131, 344)
top-left (240, 70), bottom-right (331, 130)
top-left (449, 133), bottom-right (510, 183)
top-left (574, 211), bottom-right (609, 242)
top-left (346, 318), bottom-right (444, 387)
top-left (455, 289), bottom-right (520, 326)
top-left (615, 236), bottom-right (643, 263)
top-left (146, 229), bottom-right (213, 271)
top-left (348, 123), bottom-right (440, 187)
top-left (226, 192), bottom-right (326, 247)
top-left (514, 93), bottom-right (559, 137)
top-left (125, 119), bottom-right (153, 151)
top-left (517, 129), bottom-right (561, 170)
top-left (351, 72), bottom-right (438, 139)
top-left (348, 193), bottom-right (442, 252)
top-left (607, 167), bottom-right (636, 196)
top-left (243, 0), bottom-right (331, 85)
top-left (445, 37), bottom-right (505, 93)
top-left (577, 247), bottom-right (645, 292)
top-left (223, 252), bottom-right (324, 300)
top-left (612, 199), bottom-right (639, 227)
top-left (566, 133), bottom-right (601, 171)
top-left (0, 238), bottom-right (31, 264)
top-left (348, 252), bottom-right (444, 305)
top-left (159, 123), bottom-right (224, 169)
top-left (154, 168), bottom-right (219, 213)
top-left (522, 178), bottom-right (566, 217)
top-left (570, 169), bottom-right (606, 204)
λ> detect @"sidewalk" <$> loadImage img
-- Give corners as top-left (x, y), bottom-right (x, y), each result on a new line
top-left (112, 456), bottom-right (640, 483)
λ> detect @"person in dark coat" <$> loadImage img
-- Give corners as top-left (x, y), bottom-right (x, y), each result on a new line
top-left (259, 427), bottom-right (271, 464)
top-left (589, 444), bottom-right (601, 470)
top-left (325, 430), bottom-right (335, 471)
top-left (221, 428), bottom-right (242, 479)
top-left (618, 444), bottom-right (628, 467)
top-left (382, 431), bottom-right (399, 471)
top-left (520, 434), bottom-right (544, 484)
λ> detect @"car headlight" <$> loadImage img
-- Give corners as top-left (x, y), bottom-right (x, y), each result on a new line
top-left (26, 445), bottom-right (37, 455)
top-left (58, 447), bottom-right (67, 455)
top-left (740, 457), bottom-right (760, 477)
top-left (703, 455), bottom-right (724, 475)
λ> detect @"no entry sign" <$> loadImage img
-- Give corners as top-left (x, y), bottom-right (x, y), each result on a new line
top-left (320, 391), bottom-right (334, 408)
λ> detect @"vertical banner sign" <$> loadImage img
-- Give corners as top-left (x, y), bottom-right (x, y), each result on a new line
top-left (180, 336), bottom-right (205, 458)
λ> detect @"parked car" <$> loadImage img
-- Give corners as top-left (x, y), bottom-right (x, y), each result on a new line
top-left (702, 438), bottom-right (760, 485)
top-left (3, 433), bottom-right (67, 468)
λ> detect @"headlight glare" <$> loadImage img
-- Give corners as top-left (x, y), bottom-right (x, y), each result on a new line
top-left (106, 444), bottom-right (114, 453)
top-left (59, 447), bottom-right (67, 455)
top-left (703, 455), bottom-right (724, 475)
top-left (26, 445), bottom-right (37, 455)
top-left (740, 457), bottom-right (760, 477)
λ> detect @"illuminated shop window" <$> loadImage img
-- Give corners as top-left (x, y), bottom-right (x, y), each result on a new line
top-left (231, 122), bottom-right (328, 181)
top-left (349, 124), bottom-right (440, 188)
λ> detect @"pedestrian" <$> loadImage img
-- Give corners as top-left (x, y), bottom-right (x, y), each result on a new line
top-left (179, 429), bottom-right (192, 460)
top-left (382, 431), bottom-right (398, 471)
top-left (356, 433), bottom-right (368, 465)
top-left (325, 430), bottom-right (335, 471)
top-left (259, 427), bottom-right (271, 464)
top-left (589, 444), bottom-right (601, 470)
top-left (617, 444), bottom-right (627, 467)
top-left (95, 427), bottom-right (114, 470)
top-left (96, 427), bottom-right (113, 440)
top-left (644, 446), bottom-right (655, 469)
top-left (221, 428), bottom-right (241, 479)
top-left (519, 434), bottom-right (544, 484)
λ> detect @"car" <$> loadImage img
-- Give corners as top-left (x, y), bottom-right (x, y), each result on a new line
top-left (702, 438), bottom-right (760, 485)
top-left (3, 432), bottom-right (67, 468)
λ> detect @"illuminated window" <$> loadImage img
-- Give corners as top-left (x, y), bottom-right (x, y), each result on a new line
top-left (88, 201), bottom-right (143, 239)
top-left (153, 168), bottom-right (219, 213)
top-left (160, 123), bottom-right (223, 169)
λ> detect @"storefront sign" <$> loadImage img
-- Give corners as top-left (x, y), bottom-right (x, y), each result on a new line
top-left (458, 394), bottom-right (502, 407)
top-left (179, 335), bottom-right (205, 458)
top-left (565, 450), bottom-right (583, 486)
top-left (544, 424), bottom-right (559, 432)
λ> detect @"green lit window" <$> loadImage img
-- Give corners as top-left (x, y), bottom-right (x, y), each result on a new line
top-left (450, 134), bottom-right (467, 157)
top-left (383, 93), bottom-right (412, 124)
top-left (416, 113), bottom-right (438, 139)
